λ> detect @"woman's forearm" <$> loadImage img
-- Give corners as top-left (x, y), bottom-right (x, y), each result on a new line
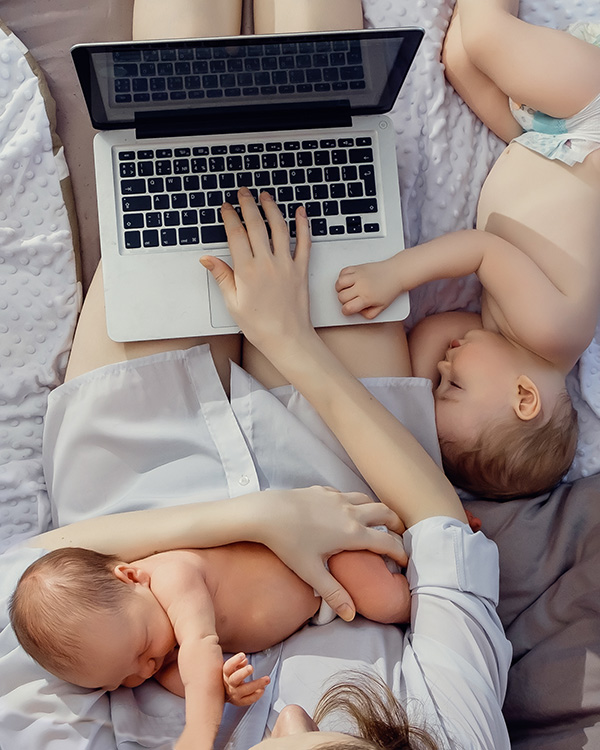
top-left (27, 494), bottom-right (271, 559)
top-left (259, 329), bottom-right (466, 528)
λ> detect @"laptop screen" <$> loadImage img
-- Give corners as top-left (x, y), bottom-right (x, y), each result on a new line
top-left (72, 28), bottom-right (423, 134)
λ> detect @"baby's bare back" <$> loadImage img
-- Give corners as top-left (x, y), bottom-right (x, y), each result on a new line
top-left (193, 543), bottom-right (320, 654)
top-left (477, 143), bottom-right (600, 360)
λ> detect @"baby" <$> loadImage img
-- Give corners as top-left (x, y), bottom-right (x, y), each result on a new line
top-left (10, 541), bottom-right (409, 750)
top-left (336, 0), bottom-right (600, 499)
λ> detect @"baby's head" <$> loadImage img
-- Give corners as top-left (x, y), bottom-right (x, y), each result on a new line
top-left (434, 329), bottom-right (578, 499)
top-left (10, 547), bottom-right (176, 690)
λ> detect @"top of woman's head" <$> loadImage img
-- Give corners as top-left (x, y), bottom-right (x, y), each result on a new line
top-left (9, 547), bottom-right (126, 678)
top-left (312, 672), bottom-right (439, 750)
top-left (440, 389), bottom-right (578, 499)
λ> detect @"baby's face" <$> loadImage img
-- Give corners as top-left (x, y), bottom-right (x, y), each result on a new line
top-left (65, 584), bottom-right (177, 691)
top-left (434, 328), bottom-right (521, 445)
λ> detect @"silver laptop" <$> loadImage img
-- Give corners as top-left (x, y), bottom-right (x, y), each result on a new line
top-left (72, 27), bottom-right (423, 341)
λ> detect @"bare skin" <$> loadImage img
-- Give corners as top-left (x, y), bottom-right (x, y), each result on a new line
top-left (334, 0), bottom-right (600, 455)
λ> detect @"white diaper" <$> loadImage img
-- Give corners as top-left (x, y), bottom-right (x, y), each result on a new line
top-left (510, 22), bottom-right (600, 166)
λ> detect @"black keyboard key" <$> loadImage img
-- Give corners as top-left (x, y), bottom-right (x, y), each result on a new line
top-left (121, 179), bottom-right (146, 195)
top-left (236, 172), bottom-right (253, 188)
top-left (199, 208), bottom-right (217, 224)
top-left (143, 229), bottom-right (160, 247)
top-left (123, 195), bottom-right (151, 212)
top-left (179, 226), bottom-right (200, 245)
top-left (271, 170), bottom-right (288, 185)
top-left (254, 171), bottom-right (270, 187)
top-left (166, 176), bottom-right (182, 192)
top-left (201, 174), bottom-right (218, 190)
top-left (279, 152), bottom-right (296, 168)
top-left (262, 153), bottom-right (278, 169)
top-left (349, 148), bottom-right (374, 164)
top-left (156, 160), bottom-right (172, 175)
top-left (297, 152), bottom-right (313, 167)
top-left (161, 228), bottom-right (178, 246)
top-left (184, 175), bottom-right (200, 191)
top-left (138, 161), bottom-right (154, 177)
top-left (193, 146), bottom-right (210, 155)
top-left (289, 168), bottom-right (306, 184)
top-left (331, 149), bottom-right (348, 164)
top-left (124, 213), bottom-right (144, 229)
top-left (342, 165), bottom-right (357, 181)
top-left (209, 156), bottom-right (225, 172)
top-left (189, 192), bottom-right (206, 207)
top-left (329, 225), bottom-right (345, 235)
top-left (347, 182), bottom-right (364, 197)
top-left (307, 168), bottom-right (323, 183)
top-left (227, 155), bottom-right (243, 171)
top-left (244, 154), bottom-right (261, 170)
top-left (120, 162), bottom-right (136, 178)
top-left (164, 211), bottom-right (180, 226)
top-left (207, 191), bottom-right (224, 206)
top-left (346, 216), bottom-right (363, 233)
top-left (295, 185), bottom-right (311, 201)
top-left (311, 219), bottom-right (327, 235)
top-left (153, 194), bottom-right (169, 210)
top-left (118, 151), bottom-right (136, 161)
top-left (330, 183), bottom-right (346, 198)
top-left (219, 173), bottom-right (236, 189)
top-left (356, 137), bottom-right (372, 147)
top-left (364, 223), bottom-right (380, 233)
top-left (148, 177), bottom-right (164, 193)
top-left (171, 194), bottom-right (188, 209)
top-left (305, 202), bottom-right (321, 217)
top-left (340, 198), bottom-right (378, 214)
top-left (192, 158), bottom-right (208, 173)
top-left (156, 149), bottom-right (173, 158)
top-left (323, 201), bottom-right (339, 216)
top-left (124, 231), bottom-right (141, 248)
top-left (312, 184), bottom-right (328, 200)
top-left (146, 212), bottom-right (162, 227)
top-left (201, 225), bottom-right (228, 244)
top-left (174, 159), bottom-right (190, 173)
top-left (277, 186), bottom-right (294, 202)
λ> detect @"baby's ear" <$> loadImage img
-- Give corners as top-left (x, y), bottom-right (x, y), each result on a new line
top-left (113, 563), bottom-right (150, 586)
top-left (514, 375), bottom-right (541, 421)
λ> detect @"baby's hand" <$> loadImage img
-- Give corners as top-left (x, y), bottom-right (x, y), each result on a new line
top-left (223, 652), bottom-right (270, 707)
top-left (335, 258), bottom-right (403, 319)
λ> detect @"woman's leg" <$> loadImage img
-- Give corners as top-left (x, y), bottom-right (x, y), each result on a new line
top-left (243, 321), bottom-right (411, 388)
top-left (253, 0), bottom-right (363, 34)
top-left (132, 0), bottom-right (243, 39)
top-left (458, 0), bottom-right (600, 118)
top-left (65, 264), bottom-right (241, 393)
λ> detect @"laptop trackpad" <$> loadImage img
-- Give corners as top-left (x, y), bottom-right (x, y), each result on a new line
top-left (207, 268), bottom-right (238, 329)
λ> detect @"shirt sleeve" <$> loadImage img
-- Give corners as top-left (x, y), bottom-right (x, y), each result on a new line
top-left (402, 517), bottom-right (512, 750)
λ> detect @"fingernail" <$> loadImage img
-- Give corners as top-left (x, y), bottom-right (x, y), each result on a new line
top-left (199, 256), bottom-right (214, 270)
top-left (338, 604), bottom-right (355, 622)
top-left (261, 190), bottom-right (273, 201)
top-left (239, 186), bottom-right (251, 196)
top-left (298, 206), bottom-right (307, 218)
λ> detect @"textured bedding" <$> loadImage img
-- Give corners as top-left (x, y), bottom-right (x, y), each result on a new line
top-left (1, 0), bottom-right (600, 748)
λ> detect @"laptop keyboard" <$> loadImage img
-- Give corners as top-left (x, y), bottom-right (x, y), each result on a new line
top-left (118, 134), bottom-right (382, 252)
top-left (111, 39), bottom-right (366, 105)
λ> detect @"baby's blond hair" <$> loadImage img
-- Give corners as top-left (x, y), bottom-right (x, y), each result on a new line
top-left (9, 548), bottom-right (126, 680)
top-left (440, 390), bottom-right (578, 500)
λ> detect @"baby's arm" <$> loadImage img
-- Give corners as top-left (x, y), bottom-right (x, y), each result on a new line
top-left (150, 562), bottom-right (226, 750)
top-left (337, 229), bottom-right (592, 368)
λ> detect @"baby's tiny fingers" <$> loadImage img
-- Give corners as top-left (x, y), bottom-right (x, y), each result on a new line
top-left (223, 652), bottom-right (248, 677)
top-left (228, 664), bottom-right (255, 687)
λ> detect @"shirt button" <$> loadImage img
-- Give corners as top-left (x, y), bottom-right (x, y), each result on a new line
top-left (239, 474), bottom-right (250, 486)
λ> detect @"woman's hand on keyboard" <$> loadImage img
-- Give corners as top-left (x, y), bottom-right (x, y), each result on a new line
top-left (200, 186), bottom-right (314, 354)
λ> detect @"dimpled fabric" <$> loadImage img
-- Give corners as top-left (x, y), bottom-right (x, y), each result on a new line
top-left (0, 24), bottom-right (79, 552)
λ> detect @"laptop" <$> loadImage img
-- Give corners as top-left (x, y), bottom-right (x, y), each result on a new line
top-left (72, 27), bottom-right (423, 341)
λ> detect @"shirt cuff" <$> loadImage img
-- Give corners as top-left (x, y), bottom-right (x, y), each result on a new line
top-left (403, 516), bottom-right (500, 604)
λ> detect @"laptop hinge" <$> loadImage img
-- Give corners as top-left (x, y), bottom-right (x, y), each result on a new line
top-left (134, 101), bottom-right (352, 139)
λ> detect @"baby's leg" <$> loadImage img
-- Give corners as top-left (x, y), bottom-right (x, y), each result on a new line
top-left (253, 0), bottom-right (363, 34)
top-left (328, 550), bottom-right (411, 624)
top-left (65, 264), bottom-right (241, 393)
top-left (458, 0), bottom-right (600, 118)
top-left (132, 0), bottom-right (243, 40)
top-left (442, 2), bottom-right (522, 142)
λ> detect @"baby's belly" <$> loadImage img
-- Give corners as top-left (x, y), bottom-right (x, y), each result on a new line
top-left (477, 142), bottom-right (600, 252)
top-left (211, 543), bottom-right (321, 654)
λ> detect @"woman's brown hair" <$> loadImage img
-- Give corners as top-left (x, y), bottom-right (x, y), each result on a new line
top-left (313, 672), bottom-right (439, 750)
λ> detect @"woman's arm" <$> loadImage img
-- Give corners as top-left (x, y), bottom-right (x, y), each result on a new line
top-left (202, 190), bottom-right (467, 529)
top-left (27, 487), bottom-right (406, 621)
